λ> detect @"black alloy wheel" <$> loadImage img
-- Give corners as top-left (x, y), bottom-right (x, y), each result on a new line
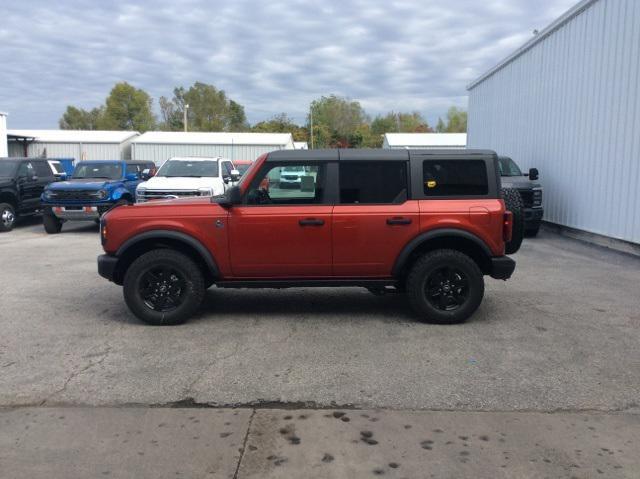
top-left (425, 266), bottom-right (469, 311)
top-left (139, 267), bottom-right (186, 312)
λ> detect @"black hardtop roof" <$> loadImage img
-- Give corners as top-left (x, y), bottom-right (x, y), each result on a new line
top-left (266, 149), bottom-right (497, 162)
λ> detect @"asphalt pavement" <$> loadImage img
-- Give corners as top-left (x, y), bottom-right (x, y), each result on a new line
top-left (1, 216), bottom-right (639, 477)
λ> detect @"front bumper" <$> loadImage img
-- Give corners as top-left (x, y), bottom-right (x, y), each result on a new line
top-left (524, 207), bottom-right (543, 229)
top-left (98, 254), bottom-right (118, 282)
top-left (490, 256), bottom-right (516, 280)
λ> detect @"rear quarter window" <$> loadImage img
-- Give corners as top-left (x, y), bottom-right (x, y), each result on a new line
top-left (422, 160), bottom-right (488, 196)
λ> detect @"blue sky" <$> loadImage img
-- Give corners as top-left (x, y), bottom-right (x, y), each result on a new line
top-left (0, 0), bottom-right (576, 129)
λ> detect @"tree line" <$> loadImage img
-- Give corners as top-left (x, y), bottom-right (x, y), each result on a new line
top-left (59, 81), bottom-right (467, 148)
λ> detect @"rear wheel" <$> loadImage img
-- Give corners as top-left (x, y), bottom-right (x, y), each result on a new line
top-left (406, 249), bottom-right (484, 324)
top-left (501, 188), bottom-right (525, 254)
top-left (43, 209), bottom-right (63, 234)
top-left (123, 249), bottom-right (205, 325)
top-left (0, 203), bottom-right (16, 232)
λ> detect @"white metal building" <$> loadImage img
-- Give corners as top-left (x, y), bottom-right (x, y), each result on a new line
top-left (383, 133), bottom-right (467, 149)
top-left (294, 141), bottom-right (309, 150)
top-left (6, 130), bottom-right (139, 160)
top-left (131, 132), bottom-right (295, 166)
top-left (0, 112), bottom-right (7, 157)
top-left (467, 0), bottom-right (640, 246)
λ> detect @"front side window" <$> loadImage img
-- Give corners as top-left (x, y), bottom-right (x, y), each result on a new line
top-left (73, 163), bottom-right (123, 180)
top-left (423, 160), bottom-right (488, 196)
top-left (498, 157), bottom-right (522, 177)
top-left (156, 160), bottom-right (219, 178)
top-left (245, 163), bottom-right (325, 205)
top-left (339, 161), bottom-right (408, 204)
top-left (17, 162), bottom-right (35, 178)
top-left (34, 161), bottom-right (52, 177)
top-left (126, 164), bottom-right (140, 175)
top-left (222, 162), bottom-right (233, 177)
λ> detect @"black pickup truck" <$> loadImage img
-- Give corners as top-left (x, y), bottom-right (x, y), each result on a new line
top-left (0, 158), bottom-right (56, 232)
top-left (498, 156), bottom-right (543, 237)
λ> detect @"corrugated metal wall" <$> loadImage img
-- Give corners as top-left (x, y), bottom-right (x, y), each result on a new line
top-left (467, 0), bottom-right (640, 244)
top-left (132, 143), bottom-right (287, 166)
top-left (7, 142), bottom-right (128, 160)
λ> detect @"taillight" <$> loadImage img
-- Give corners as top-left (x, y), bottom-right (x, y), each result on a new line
top-left (100, 217), bottom-right (107, 246)
top-left (503, 211), bottom-right (513, 242)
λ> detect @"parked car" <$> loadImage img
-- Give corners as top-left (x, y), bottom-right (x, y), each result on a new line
top-left (40, 160), bottom-right (154, 234)
top-left (0, 158), bottom-right (57, 232)
top-left (136, 157), bottom-right (239, 202)
top-left (498, 156), bottom-right (543, 237)
top-left (97, 149), bottom-right (519, 326)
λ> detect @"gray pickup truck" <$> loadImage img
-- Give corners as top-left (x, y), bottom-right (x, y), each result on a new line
top-left (498, 156), bottom-right (543, 237)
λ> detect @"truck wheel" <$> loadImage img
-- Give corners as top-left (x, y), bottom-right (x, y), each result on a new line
top-left (0, 203), bottom-right (16, 232)
top-left (501, 188), bottom-right (525, 254)
top-left (406, 249), bottom-right (484, 324)
top-left (123, 249), bottom-right (205, 325)
top-left (43, 209), bottom-right (63, 234)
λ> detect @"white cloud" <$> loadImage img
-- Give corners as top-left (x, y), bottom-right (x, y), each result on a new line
top-left (0, 0), bottom-right (577, 128)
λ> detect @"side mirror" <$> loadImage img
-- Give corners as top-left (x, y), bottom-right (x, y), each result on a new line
top-left (528, 168), bottom-right (539, 181)
top-left (223, 175), bottom-right (231, 184)
top-left (220, 185), bottom-right (241, 207)
top-left (230, 169), bottom-right (241, 182)
top-left (125, 173), bottom-right (139, 181)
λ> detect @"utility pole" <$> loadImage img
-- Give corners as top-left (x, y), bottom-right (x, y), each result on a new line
top-left (310, 110), bottom-right (314, 149)
top-left (183, 104), bottom-right (189, 132)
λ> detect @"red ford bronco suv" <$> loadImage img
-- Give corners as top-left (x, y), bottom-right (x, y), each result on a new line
top-left (98, 149), bottom-right (516, 325)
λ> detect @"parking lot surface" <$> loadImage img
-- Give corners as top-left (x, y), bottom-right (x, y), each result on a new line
top-left (1, 217), bottom-right (639, 412)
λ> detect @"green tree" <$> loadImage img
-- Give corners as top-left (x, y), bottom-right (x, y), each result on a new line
top-left (59, 106), bottom-right (104, 130)
top-left (435, 117), bottom-right (446, 133)
top-left (158, 96), bottom-right (182, 131)
top-left (252, 113), bottom-right (309, 142)
top-left (370, 111), bottom-right (431, 136)
top-left (308, 95), bottom-right (369, 148)
top-left (443, 107), bottom-right (467, 133)
top-left (99, 82), bottom-right (156, 131)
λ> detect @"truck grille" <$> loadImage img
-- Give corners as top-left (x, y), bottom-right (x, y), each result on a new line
top-left (138, 190), bottom-right (200, 201)
top-left (48, 190), bottom-right (102, 201)
top-left (518, 189), bottom-right (542, 207)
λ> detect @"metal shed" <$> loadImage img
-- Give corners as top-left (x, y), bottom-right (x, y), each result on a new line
top-left (6, 130), bottom-right (139, 161)
top-left (0, 112), bottom-right (7, 157)
top-left (131, 132), bottom-right (295, 166)
top-left (467, 0), bottom-right (640, 247)
top-left (383, 133), bottom-right (467, 149)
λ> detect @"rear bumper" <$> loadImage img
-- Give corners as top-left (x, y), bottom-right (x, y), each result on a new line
top-left (490, 256), bottom-right (516, 280)
top-left (98, 254), bottom-right (118, 282)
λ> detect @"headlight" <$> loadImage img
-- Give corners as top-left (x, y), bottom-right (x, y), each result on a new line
top-left (96, 189), bottom-right (108, 200)
top-left (43, 190), bottom-right (55, 200)
top-left (198, 187), bottom-right (214, 196)
top-left (136, 187), bottom-right (146, 199)
top-left (532, 188), bottom-right (543, 206)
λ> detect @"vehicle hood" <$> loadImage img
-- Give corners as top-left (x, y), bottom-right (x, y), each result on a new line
top-left (139, 176), bottom-right (223, 190)
top-left (46, 178), bottom-right (117, 191)
top-left (501, 176), bottom-right (541, 190)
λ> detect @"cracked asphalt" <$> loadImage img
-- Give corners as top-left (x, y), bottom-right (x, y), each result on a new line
top-left (2, 218), bottom-right (639, 411)
top-left (1, 217), bottom-right (640, 477)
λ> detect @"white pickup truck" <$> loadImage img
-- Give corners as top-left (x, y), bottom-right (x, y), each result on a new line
top-left (136, 156), bottom-right (239, 202)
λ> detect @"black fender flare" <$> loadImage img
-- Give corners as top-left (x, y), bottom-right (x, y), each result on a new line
top-left (392, 228), bottom-right (492, 277)
top-left (116, 230), bottom-right (220, 278)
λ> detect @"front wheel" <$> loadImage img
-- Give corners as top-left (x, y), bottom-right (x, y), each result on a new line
top-left (43, 209), bottom-right (63, 234)
top-left (0, 203), bottom-right (16, 232)
top-left (406, 249), bottom-right (484, 324)
top-left (123, 249), bottom-right (205, 325)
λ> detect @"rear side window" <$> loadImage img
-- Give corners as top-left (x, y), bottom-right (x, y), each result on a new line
top-left (422, 160), bottom-right (488, 196)
top-left (339, 161), bottom-right (408, 204)
top-left (34, 161), bottom-right (52, 177)
top-left (126, 164), bottom-right (140, 174)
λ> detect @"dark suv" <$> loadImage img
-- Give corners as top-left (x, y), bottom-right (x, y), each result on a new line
top-left (0, 158), bottom-right (56, 232)
top-left (98, 149), bottom-right (518, 325)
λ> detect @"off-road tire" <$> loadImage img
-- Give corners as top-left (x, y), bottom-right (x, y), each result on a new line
top-left (0, 203), bottom-right (16, 232)
top-left (406, 249), bottom-right (484, 324)
top-left (123, 249), bottom-right (205, 325)
top-left (501, 187), bottom-right (524, 254)
top-left (43, 209), bottom-right (63, 234)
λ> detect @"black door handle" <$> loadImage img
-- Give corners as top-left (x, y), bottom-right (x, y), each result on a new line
top-left (299, 218), bottom-right (325, 226)
top-left (386, 217), bottom-right (412, 226)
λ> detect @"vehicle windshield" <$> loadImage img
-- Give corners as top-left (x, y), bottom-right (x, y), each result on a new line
top-left (0, 160), bottom-right (19, 177)
top-left (73, 163), bottom-right (123, 180)
top-left (498, 157), bottom-right (523, 177)
top-left (156, 160), bottom-right (219, 178)
top-left (283, 166), bottom-right (304, 172)
top-left (235, 164), bottom-right (251, 175)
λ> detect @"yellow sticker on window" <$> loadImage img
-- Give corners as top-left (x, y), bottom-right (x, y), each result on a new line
top-left (426, 180), bottom-right (437, 188)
